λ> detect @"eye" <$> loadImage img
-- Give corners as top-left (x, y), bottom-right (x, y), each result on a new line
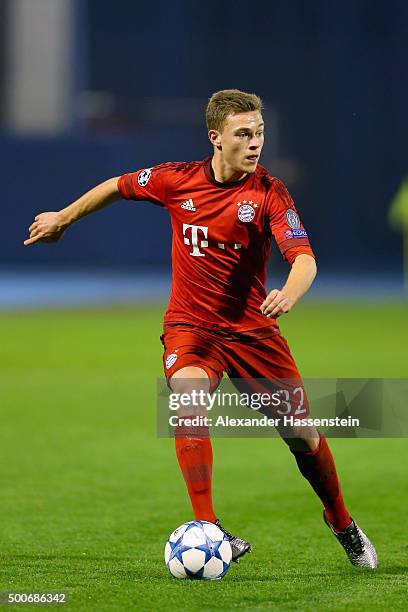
top-left (256, 131), bottom-right (264, 137)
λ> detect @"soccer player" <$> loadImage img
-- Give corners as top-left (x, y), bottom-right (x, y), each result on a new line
top-left (24, 89), bottom-right (377, 569)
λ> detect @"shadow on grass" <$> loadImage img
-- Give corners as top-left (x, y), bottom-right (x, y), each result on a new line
top-left (4, 555), bottom-right (407, 583)
top-left (375, 565), bottom-right (408, 576)
top-left (226, 564), bottom-right (408, 583)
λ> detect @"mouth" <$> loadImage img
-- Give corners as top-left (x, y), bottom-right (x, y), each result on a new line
top-left (245, 155), bottom-right (259, 164)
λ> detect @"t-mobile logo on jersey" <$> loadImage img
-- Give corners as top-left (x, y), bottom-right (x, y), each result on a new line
top-left (183, 224), bottom-right (209, 257)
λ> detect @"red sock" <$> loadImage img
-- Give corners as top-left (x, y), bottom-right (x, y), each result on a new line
top-left (291, 434), bottom-right (352, 532)
top-left (175, 436), bottom-right (217, 523)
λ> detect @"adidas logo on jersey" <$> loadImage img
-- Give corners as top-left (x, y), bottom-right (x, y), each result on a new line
top-left (180, 198), bottom-right (196, 211)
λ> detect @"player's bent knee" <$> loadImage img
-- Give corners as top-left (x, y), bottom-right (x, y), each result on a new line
top-left (170, 366), bottom-right (210, 393)
top-left (170, 366), bottom-right (211, 423)
top-left (277, 424), bottom-right (320, 452)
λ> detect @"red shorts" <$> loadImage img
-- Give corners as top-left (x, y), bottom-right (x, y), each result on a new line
top-left (160, 324), bottom-right (309, 418)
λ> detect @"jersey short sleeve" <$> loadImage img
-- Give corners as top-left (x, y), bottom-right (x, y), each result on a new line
top-left (267, 178), bottom-right (315, 265)
top-left (118, 164), bottom-right (171, 207)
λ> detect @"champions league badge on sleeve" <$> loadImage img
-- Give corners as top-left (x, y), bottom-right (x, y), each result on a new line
top-left (286, 209), bottom-right (301, 229)
top-left (237, 201), bottom-right (257, 222)
top-left (138, 168), bottom-right (153, 187)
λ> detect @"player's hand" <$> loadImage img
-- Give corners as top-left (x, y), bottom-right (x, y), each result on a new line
top-left (24, 212), bottom-right (68, 246)
top-left (260, 289), bottom-right (293, 318)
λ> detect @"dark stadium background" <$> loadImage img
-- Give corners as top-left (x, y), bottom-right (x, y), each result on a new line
top-left (1, 0), bottom-right (407, 302)
top-left (1, 1), bottom-right (407, 610)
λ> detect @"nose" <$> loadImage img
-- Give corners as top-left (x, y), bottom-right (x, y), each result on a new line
top-left (249, 135), bottom-right (262, 149)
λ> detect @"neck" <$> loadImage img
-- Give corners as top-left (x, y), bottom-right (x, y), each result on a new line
top-left (211, 153), bottom-right (247, 184)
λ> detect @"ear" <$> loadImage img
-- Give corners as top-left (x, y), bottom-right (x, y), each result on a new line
top-left (208, 129), bottom-right (222, 150)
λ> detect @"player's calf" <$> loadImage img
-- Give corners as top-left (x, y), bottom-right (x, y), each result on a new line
top-left (171, 366), bottom-right (217, 523)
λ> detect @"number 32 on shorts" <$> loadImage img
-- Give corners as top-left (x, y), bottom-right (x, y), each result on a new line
top-left (276, 387), bottom-right (306, 416)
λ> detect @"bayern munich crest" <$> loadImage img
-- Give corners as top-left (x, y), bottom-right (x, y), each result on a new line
top-left (165, 353), bottom-right (178, 369)
top-left (237, 201), bottom-right (257, 223)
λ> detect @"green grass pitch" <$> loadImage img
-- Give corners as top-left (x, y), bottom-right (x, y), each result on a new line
top-left (0, 302), bottom-right (407, 611)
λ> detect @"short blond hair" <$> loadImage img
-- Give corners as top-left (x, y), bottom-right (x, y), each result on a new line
top-left (206, 89), bottom-right (263, 132)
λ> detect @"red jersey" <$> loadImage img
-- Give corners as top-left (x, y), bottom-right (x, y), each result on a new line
top-left (118, 157), bottom-right (314, 334)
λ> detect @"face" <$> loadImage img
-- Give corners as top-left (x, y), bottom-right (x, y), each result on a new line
top-left (209, 110), bottom-right (264, 174)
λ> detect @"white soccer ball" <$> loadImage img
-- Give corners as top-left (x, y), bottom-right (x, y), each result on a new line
top-left (164, 520), bottom-right (232, 580)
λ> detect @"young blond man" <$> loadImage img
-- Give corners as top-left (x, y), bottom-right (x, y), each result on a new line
top-left (25, 89), bottom-right (377, 569)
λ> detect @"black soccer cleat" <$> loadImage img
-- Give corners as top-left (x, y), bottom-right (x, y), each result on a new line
top-left (323, 511), bottom-right (378, 569)
top-left (215, 519), bottom-right (252, 563)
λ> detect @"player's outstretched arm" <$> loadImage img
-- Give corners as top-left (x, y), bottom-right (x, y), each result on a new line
top-left (24, 177), bottom-right (121, 246)
top-left (261, 254), bottom-right (317, 318)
